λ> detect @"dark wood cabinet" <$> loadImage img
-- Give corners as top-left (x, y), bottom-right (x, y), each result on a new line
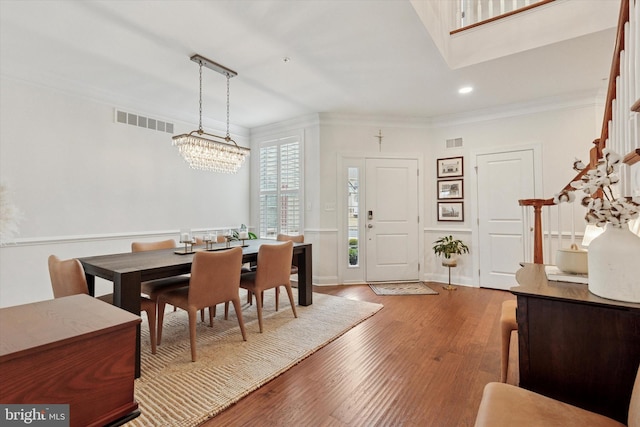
top-left (512, 264), bottom-right (640, 424)
top-left (0, 294), bottom-right (141, 427)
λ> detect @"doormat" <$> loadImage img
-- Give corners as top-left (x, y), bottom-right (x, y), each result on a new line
top-left (368, 281), bottom-right (439, 296)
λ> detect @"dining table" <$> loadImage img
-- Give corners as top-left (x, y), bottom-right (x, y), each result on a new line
top-left (79, 238), bottom-right (312, 377)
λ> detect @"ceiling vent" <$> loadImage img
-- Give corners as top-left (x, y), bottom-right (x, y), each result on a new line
top-left (446, 137), bottom-right (463, 148)
top-left (115, 109), bottom-right (174, 134)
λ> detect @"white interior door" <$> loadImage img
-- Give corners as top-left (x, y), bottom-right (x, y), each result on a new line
top-left (477, 149), bottom-right (535, 290)
top-left (365, 158), bottom-right (419, 282)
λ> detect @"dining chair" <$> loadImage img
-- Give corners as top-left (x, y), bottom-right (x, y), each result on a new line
top-left (48, 255), bottom-right (157, 354)
top-left (156, 247), bottom-right (247, 362)
top-left (273, 233), bottom-right (304, 310)
top-left (131, 239), bottom-right (191, 303)
top-left (246, 233), bottom-right (303, 309)
top-left (240, 241), bottom-right (298, 333)
top-left (475, 363), bottom-right (640, 427)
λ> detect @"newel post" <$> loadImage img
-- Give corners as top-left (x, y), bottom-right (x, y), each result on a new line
top-left (519, 198), bottom-right (555, 264)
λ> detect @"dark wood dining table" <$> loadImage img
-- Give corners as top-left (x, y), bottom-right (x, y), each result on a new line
top-left (79, 239), bottom-right (312, 377)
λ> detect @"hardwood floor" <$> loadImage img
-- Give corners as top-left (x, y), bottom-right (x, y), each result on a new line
top-left (203, 283), bottom-right (517, 427)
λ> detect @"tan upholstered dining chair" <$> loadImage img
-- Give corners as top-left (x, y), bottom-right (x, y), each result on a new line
top-left (240, 241), bottom-right (298, 333)
top-left (131, 239), bottom-right (191, 303)
top-left (156, 247), bottom-right (247, 362)
top-left (500, 300), bottom-right (518, 383)
top-left (272, 233), bottom-right (304, 310)
top-left (48, 255), bottom-right (158, 354)
top-left (475, 363), bottom-right (640, 427)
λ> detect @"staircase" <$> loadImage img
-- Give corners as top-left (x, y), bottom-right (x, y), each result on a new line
top-left (520, 0), bottom-right (639, 264)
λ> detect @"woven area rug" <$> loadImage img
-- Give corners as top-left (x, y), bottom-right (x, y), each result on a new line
top-left (369, 281), bottom-right (439, 296)
top-left (125, 289), bottom-right (382, 427)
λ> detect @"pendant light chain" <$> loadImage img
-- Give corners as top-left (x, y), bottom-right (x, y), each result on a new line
top-left (225, 74), bottom-right (231, 141)
top-left (198, 61), bottom-right (204, 133)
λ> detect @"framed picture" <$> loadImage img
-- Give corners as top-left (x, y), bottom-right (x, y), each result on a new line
top-left (438, 202), bottom-right (464, 222)
top-left (437, 156), bottom-right (464, 178)
top-left (437, 179), bottom-right (463, 200)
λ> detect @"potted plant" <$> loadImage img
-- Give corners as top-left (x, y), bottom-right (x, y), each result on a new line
top-left (432, 235), bottom-right (469, 267)
top-left (433, 235), bottom-right (469, 290)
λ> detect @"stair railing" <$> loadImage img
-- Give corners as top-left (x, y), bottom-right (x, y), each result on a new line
top-left (520, 0), bottom-right (638, 264)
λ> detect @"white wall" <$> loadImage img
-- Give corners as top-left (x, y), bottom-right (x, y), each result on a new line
top-left (0, 77), bottom-right (251, 307)
top-left (251, 98), bottom-right (603, 287)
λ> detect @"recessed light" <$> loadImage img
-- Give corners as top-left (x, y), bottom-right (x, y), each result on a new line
top-left (458, 86), bottom-right (473, 94)
top-left (283, 57), bottom-right (291, 63)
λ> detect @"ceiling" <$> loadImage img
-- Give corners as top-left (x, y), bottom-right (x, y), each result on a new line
top-left (0, 0), bottom-right (618, 131)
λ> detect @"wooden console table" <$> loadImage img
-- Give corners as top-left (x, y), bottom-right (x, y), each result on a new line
top-left (0, 294), bottom-right (141, 427)
top-left (512, 263), bottom-right (640, 424)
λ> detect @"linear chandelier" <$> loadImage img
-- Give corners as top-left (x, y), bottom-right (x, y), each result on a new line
top-left (172, 54), bottom-right (250, 173)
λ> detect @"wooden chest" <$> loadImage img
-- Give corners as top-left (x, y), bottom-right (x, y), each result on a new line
top-left (0, 294), bottom-right (141, 427)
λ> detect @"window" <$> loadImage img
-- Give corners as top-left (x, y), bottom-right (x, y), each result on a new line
top-left (259, 135), bottom-right (302, 239)
top-left (347, 167), bottom-right (359, 267)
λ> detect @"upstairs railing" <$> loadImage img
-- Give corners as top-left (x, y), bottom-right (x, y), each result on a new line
top-left (520, 0), bottom-right (639, 264)
top-left (453, 0), bottom-right (553, 33)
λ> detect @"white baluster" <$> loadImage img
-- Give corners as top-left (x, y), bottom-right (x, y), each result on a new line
top-left (629, 2), bottom-right (640, 100)
top-left (545, 206), bottom-right (552, 265)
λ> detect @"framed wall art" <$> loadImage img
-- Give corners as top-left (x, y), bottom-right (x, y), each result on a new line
top-left (437, 156), bottom-right (463, 178)
top-left (438, 202), bottom-right (464, 222)
top-left (437, 179), bottom-right (463, 200)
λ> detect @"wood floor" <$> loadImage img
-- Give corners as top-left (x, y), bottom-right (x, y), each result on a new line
top-left (203, 283), bottom-right (518, 427)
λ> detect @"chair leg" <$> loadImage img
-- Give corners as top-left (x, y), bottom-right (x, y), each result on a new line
top-left (247, 289), bottom-right (253, 305)
top-left (208, 306), bottom-right (214, 327)
top-left (255, 290), bottom-right (264, 333)
top-left (275, 287), bottom-right (280, 311)
top-left (224, 302), bottom-right (230, 320)
top-left (143, 304), bottom-right (157, 354)
top-left (157, 300), bottom-right (167, 345)
top-left (284, 284), bottom-right (298, 318)
top-left (188, 309), bottom-right (198, 362)
top-left (501, 322), bottom-right (513, 383)
top-left (232, 298), bottom-right (247, 341)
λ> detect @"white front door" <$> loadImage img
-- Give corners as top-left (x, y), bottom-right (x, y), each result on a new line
top-left (477, 149), bottom-right (536, 290)
top-left (365, 158), bottom-right (420, 282)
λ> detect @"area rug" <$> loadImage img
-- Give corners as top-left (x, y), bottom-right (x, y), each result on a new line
top-left (125, 289), bottom-right (383, 427)
top-left (369, 281), bottom-right (439, 296)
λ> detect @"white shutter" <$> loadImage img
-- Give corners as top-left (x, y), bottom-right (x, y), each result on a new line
top-left (259, 138), bottom-right (301, 238)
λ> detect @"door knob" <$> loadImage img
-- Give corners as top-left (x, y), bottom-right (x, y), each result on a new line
top-left (367, 224), bottom-right (373, 228)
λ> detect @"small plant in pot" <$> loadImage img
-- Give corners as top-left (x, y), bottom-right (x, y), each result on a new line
top-left (432, 235), bottom-right (469, 267)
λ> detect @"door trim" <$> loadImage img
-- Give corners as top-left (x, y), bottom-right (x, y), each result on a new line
top-left (470, 143), bottom-right (543, 287)
top-left (337, 152), bottom-right (424, 285)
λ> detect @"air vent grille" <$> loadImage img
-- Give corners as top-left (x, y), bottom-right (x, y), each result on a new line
top-left (115, 109), bottom-right (174, 134)
top-left (446, 137), bottom-right (463, 148)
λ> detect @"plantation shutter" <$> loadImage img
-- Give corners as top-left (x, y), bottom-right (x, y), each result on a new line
top-left (259, 137), bottom-right (301, 238)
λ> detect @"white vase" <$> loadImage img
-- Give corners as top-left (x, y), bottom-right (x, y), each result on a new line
top-left (587, 223), bottom-right (640, 303)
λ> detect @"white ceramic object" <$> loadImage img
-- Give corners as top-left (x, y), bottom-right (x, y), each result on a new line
top-left (588, 224), bottom-right (640, 303)
top-left (555, 244), bottom-right (588, 274)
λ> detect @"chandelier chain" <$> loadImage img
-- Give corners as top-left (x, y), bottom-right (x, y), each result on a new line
top-left (198, 61), bottom-right (203, 132)
top-left (226, 74), bottom-right (231, 140)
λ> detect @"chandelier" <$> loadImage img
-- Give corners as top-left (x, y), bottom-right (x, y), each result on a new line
top-left (172, 54), bottom-right (250, 173)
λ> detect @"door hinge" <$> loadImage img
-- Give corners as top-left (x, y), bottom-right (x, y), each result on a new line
top-left (418, 263), bottom-right (421, 271)
top-left (418, 215), bottom-right (420, 223)
top-left (417, 169), bottom-right (420, 176)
